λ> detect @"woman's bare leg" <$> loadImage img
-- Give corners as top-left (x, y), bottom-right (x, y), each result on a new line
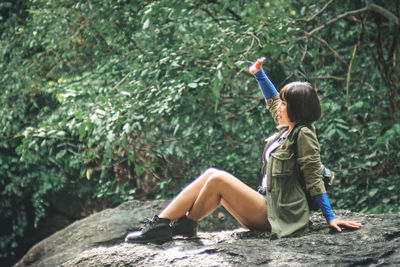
top-left (220, 199), bottom-right (247, 228)
top-left (187, 170), bottom-right (270, 230)
top-left (158, 168), bottom-right (219, 220)
top-left (159, 168), bottom-right (269, 231)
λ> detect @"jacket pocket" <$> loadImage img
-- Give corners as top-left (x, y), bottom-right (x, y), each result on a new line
top-left (271, 149), bottom-right (295, 177)
top-left (278, 197), bottom-right (308, 223)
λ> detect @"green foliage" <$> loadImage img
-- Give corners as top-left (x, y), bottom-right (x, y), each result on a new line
top-left (288, 0), bottom-right (400, 213)
top-left (1, 0), bottom-right (399, 263)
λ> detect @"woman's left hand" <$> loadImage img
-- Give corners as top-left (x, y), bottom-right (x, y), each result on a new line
top-left (328, 219), bottom-right (362, 232)
top-left (249, 57), bottom-right (266, 74)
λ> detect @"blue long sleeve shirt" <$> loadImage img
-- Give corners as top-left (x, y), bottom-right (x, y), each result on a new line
top-left (314, 193), bottom-right (335, 223)
top-left (253, 68), bottom-right (278, 99)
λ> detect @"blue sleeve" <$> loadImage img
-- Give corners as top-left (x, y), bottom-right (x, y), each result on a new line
top-left (253, 68), bottom-right (278, 100)
top-left (314, 193), bottom-right (335, 223)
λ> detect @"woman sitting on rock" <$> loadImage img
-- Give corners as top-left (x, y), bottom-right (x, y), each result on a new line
top-left (125, 58), bottom-right (362, 243)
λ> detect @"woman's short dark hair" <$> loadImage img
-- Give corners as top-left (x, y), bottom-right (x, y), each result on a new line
top-left (279, 82), bottom-right (321, 123)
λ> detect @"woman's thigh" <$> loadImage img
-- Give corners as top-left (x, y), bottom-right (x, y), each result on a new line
top-left (208, 171), bottom-right (270, 231)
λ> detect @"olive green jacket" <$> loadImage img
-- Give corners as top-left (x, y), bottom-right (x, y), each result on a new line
top-left (262, 95), bottom-right (326, 239)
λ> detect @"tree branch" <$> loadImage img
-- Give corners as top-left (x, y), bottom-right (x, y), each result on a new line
top-left (368, 3), bottom-right (400, 25)
top-left (346, 41), bottom-right (359, 126)
top-left (243, 31), bottom-right (263, 54)
top-left (111, 71), bottom-right (133, 91)
top-left (202, 0), bottom-right (242, 23)
top-left (299, 0), bottom-right (335, 22)
top-left (201, 6), bottom-right (220, 24)
top-left (226, 7), bottom-right (242, 22)
top-left (306, 2), bottom-right (400, 37)
top-left (308, 75), bottom-right (345, 81)
top-left (310, 35), bottom-right (347, 66)
top-left (300, 36), bottom-right (309, 62)
top-left (307, 7), bottom-right (369, 36)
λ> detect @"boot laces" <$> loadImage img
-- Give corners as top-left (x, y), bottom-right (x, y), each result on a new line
top-left (141, 216), bottom-right (159, 231)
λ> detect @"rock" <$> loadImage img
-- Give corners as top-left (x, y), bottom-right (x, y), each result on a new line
top-left (15, 200), bottom-right (170, 267)
top-left (15, 200), bottom-right (400, 267)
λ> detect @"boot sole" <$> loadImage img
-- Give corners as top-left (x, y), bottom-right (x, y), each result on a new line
top-left (125, 229), bottom-right (172, 244)
top-left (126, 236), bottom-right (172, 244)
top-left (172, 230), bottom-right (197, 237)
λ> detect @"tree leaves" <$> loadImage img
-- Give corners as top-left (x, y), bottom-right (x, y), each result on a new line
top-left (1, 0), bottom-right (399, 263)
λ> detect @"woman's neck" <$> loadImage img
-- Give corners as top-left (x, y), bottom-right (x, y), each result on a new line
top-left (287, 122), bottom-right (295, 132)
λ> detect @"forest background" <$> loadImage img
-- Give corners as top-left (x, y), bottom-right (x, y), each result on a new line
top-left (1, 0), bottom-right (399, 265)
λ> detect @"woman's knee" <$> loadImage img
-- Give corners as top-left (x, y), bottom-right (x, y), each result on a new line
top-left (203, 167), bottom-right (219, 176)
top-left (192, 167), bottom-right (219, 186)
top-left (205, 170), bottom-right (232, 188)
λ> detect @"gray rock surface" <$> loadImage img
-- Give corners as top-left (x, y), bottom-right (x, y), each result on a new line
top-left (16, 200), bottom-right (400, 267)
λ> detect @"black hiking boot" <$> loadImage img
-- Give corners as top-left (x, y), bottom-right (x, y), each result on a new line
top-left (125, 215), bottom-right (172, 244)
top-left (170, 216), bottom-right (198, 237)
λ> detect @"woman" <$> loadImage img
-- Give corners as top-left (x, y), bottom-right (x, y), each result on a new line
top-left (125, 58), bottom-right (362, 243)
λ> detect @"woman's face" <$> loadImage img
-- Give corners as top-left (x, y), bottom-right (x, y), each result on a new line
top-left (277, 100), bottom-right (292, 127)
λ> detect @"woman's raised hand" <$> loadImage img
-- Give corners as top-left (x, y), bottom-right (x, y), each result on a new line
top-left (249, 57), bottom-right (266, 74)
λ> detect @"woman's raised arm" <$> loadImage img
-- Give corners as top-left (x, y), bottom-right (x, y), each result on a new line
top-left (250, 58), bottom-right (280, 123)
